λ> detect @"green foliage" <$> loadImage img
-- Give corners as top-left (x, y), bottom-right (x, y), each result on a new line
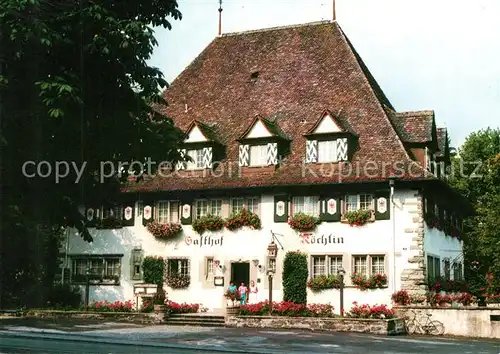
top-left (448, 128), bottom-right (500, 292)
top-left (225, 208), bottom-right (262, 231)
top-left (307, 275), bottom-right (340, 292)
top-left (287, 212), bottom-right (321, 231)
top-left (343, 209), bottom-right (372, 226)
top-left (46, 283), bottom-right (82, 309)
top-left (282, 251), bottom-right (308, 304)
top-left (0, 0), bottom-right (185, 307)
top-left (192, 215), bottom-right (225, 235)
top-left (142, 256), bottom-right (165, 286)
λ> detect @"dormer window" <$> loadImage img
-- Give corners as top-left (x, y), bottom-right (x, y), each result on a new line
top-left (238, 115), bottom-right (290, 168)
top-left (304, 110), bottom-right (357, 164)
top-left (186, 148), bottom-right (204, 170)
top-left (176, 120), bottom-right (223, 171)
top-left (249, 144), bottom-right (268, 166)
top-left (317, 140), bottom-right (338, 163)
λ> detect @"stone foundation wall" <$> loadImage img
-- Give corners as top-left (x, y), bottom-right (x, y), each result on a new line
top-left (226, 316), bottom-right (405, 336)
top-left (394, 306), bottom-right (500, 338)
top-left (400, 193), bottom-right (426, 296)
top-left (24, 310), bottom-right (159, 324)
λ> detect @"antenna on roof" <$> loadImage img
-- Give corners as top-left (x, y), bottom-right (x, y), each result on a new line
top-left (218, 0), bottom-right (223, 36)
top-left (333, 0), bottom-right (336, 21)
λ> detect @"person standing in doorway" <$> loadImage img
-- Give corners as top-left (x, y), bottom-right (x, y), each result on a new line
top-left (238, 281), bottom-right (248, 305)
top-left (248, 280), bottom-right (258, 304)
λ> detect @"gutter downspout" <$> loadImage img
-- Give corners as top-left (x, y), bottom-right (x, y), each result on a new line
top-left (390, 180), bottom-right (396, 293)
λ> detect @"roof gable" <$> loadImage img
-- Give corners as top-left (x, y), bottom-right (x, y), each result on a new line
top-left (184, 120), bottom-right (221, 144)
top-left (306, 110), bottom-right (345, 135)
top-left (238, 115), bottom-right (288, 141)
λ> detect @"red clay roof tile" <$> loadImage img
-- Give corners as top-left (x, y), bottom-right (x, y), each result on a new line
top-left (124, 21), bottom-right (434, 192)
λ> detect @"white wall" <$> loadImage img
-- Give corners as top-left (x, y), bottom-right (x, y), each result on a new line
top-left (424, 224), bottom-right (463, 277)
top-left (66, 188), bottom-right (459, 313)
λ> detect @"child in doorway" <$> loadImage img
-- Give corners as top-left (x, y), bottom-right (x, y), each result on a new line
top-left (238, 282), bottom-right (248, 305)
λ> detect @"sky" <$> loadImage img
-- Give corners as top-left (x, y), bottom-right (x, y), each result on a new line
top-left (148, 0), bottom-right (500, 148)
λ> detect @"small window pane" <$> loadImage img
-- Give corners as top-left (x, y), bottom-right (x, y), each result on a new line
top-left (328, 256), bottom-right (343, 275)
top-left (231, 198), bottom-right (245, 214)
top-left (371, 256), bottom-right (385, 275)
top-left (353, 256), bottom-right (367, 277)
top-left (209, 200), bottom-right (222, 216)
top-left (157, 201), bottom-right (169, 224)
top-left (318, 140), bottom-right (337, 163)
top-left (169, 202), bottom-right (179, 223)
top-left (312, 256), bottom-right (327, 278)
top-left (206, 258), bottom-right (215, 279)
top-left (345, 195), bottom-right (358, 212)
top-left (196, 200), bottom-right (208, 219)
top-left (359, 194), bottom-right (373, 210)
top-left (247, 198), bottom-right (259, 214)
top-left (249, 145), bottom-right (267, 166)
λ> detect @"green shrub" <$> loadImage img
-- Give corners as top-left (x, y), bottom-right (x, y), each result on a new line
top-left (143, 256), bottom-right (165, 286)
top-left (282, 251), bottom-right (308, 304)
top-left (46, 283), bottom-right (82, 309)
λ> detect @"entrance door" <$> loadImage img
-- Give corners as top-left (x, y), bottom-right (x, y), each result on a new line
top-left (231, 262), bottom-right (250, 287)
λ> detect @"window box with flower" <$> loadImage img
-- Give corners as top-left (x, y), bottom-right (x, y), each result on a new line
top-left (341, 209), bottom-right (374, 226)
top-left (307, 275), bottom-right (341, 292)
top-left (147, 221), bottom-right (183, 239)
top-left (351, 273), bottom-right (387, 290)
top-left (166, 274), bottom-right (190, 289)
top-left (288, 212), bottom-right (321, 231)
top-left (225, 208), bottom-right (261, 231)
top-left (192, 215), bottom-right (225, 235)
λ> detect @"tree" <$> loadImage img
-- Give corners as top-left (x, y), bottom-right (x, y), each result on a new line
top-left (0, 0), bottom-right (185, 307)
top-left (449, 129), bottom-right (500, 295)
top-left (282, 251), bottom-right (308, 304)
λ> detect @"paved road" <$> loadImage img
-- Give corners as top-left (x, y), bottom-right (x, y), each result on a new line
top-left (0, 317), bottom-right (499, 353)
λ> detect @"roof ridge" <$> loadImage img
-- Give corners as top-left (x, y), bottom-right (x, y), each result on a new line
top-left (397, 110), bottom-right (434, 116)
top-left (220, 20), bottom-right (333, 37)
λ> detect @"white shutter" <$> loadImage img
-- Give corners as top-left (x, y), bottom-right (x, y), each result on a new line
top-left (266, 142), bottom-right (278, 165)
top-left (336, 138), bottom-right (348, 161)
top-left (176, 149), bottom-right (187, 170)
top-left (239, 144), bottom-right (249, 166)
top-left (305, 140), bottom-right (318, 163)
top-left (202, 147), bottom-right (213, 168)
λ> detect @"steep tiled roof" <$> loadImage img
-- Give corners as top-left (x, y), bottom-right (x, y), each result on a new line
top-left (123, 21), bottom-right (432, 192)
top-left (388, 110), bottom-right (435, 144)
top-left (436, 128), bottom-right (448, 158)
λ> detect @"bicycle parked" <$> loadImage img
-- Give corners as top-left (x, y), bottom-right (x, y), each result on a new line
top-left (403, 309), bottom-right (445, 335)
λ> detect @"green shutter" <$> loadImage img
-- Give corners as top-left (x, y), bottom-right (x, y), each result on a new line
top-left (122, 203), bottom-right (135, 227)
top-left (374, 192), bottom-right (390, 220)
top-left (180, 201), bottom-right (193, 225)
top-left (274, 195), bottom-right (289, 223)
top-left (319, 197), bottom-right (341, 222)
top-left (142, 200), bottom-right (155, 226)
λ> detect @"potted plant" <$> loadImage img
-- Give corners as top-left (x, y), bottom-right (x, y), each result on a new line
top-left (342, 209), bottom-right (373, 226)
top-left (225, 208), bottom-right (261, 231)
top-left (192, 215), bottom-right (224, 235)
top-left (288, 212), bottom-right (321, 231)
top-left (391, 290), bottom-right (410, 306)
top-left (147, 221), bottom-right (183, 239)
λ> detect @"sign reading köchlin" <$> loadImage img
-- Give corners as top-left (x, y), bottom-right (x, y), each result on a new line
top-left (184, 235), bottom-right (223, 247)
top-left (300, 233), bottom-right (344, 245)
